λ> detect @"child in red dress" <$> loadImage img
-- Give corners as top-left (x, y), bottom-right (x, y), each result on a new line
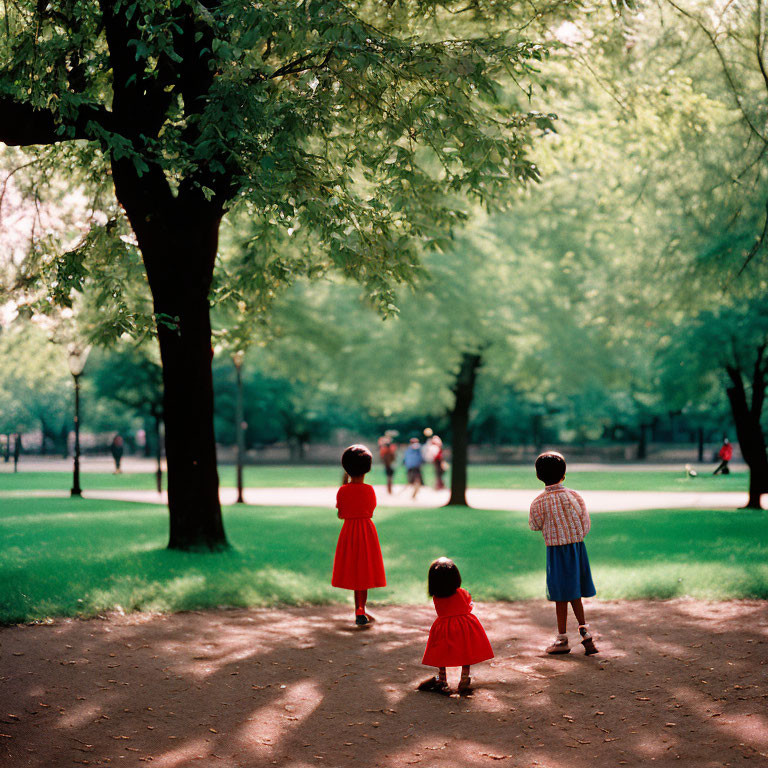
top-left (331, 444), bottom-right (387, 626)
top-left (418, 558), bottom-right (493, 695)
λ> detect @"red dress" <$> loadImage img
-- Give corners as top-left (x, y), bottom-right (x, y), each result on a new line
top-left (331, 483), bottom-right (387, 590)
top-left (422, 588), bottom-right (494, 668)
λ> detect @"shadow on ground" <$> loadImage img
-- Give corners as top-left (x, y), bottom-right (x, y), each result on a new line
top-left (1, 600), bottom-right (767, 767)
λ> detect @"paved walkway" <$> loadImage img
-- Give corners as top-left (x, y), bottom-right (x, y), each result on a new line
top-left (0, 456), bottom-right (748, 474)
top-left (5, 484), bottom-right (745, 511)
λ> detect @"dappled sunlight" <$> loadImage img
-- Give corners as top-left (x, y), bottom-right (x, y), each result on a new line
top-left (1, 601), bottom-right (766, 767)
top-left (59, 699), bottom-right (111, 729)
top-left (4, 500), bottom-right (768, 622)
top-left (672, 684), bottom-right (768, 753)
top-left (237, 680), bottom-right (323, 756)
top-left (153, 738), bottom-right (211, 768)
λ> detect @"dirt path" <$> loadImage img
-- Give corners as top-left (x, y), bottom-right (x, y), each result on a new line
top-left (1, 601), bottom-right (766, 768)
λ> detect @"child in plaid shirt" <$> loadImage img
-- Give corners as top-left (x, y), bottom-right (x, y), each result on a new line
top-left (529, 451), bottom-right (598, 655)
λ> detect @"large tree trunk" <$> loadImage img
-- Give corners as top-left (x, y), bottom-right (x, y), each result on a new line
top-left (152, 224), bottom-right (225, 549)
top-left (119, 172), bottom-right (227, 550)
top-left (0, 2), bottom-right (229, 550)
top-left (447, 352), bottom-right (483, 507)
top-left (726, 363), bottom-right (767, 510)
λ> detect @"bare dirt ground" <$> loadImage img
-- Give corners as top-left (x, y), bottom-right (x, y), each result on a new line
top-left (1, 601), bottom-right (766, 768)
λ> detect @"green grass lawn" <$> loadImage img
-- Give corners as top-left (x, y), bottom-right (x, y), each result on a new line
top-left (0, 464), bottom-right (749, 493)
top-left (2, 496), bottom-right (765, 624)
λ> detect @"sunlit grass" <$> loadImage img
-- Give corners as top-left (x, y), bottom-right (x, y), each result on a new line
top-left (0, 464), bottom-right (749, 493)
top-left (1, 496), bottom-right (765, 624)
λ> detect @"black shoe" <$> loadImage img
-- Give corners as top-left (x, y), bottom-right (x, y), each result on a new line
top-left (355, 614), bottom-right (369, 626)
top-left (417, 677), bottom-right (450, 695)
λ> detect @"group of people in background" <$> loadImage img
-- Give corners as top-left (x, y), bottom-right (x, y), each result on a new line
top-left (378, 428), bottom-right (447, 497)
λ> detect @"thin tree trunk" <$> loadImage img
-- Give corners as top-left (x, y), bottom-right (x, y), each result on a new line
top-left (637, 423), bottom-right (648, 460)
top-left (447, 352), bottom-right (483, 507)
top-left (697, 427), bottom-right (704, 463)
top-left (726, 363), bottom-right (767, 510)
top-left (234, 362), bottom-right (245, 504)
top-left (143, 418), bottom-right (153, 458)
top-left (154, 412), bottom-right (163, 495)
top-left (38, 418), bottom-right (48, 455)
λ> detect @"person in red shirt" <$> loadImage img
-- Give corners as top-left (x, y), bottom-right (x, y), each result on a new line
top-left (331, 444), bottom-right (387, 625)
top-left (377, 434), bottom-right (397, 494)
top-left (417, 558), bottom-right (493, 696)
top-left (713, 438), bottom-right (733, 475)
top-left (431, 435), bottom-right (446, 490)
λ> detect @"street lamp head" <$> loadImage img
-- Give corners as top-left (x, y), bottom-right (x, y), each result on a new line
top-left (67, 343), bottom-right (92, 376)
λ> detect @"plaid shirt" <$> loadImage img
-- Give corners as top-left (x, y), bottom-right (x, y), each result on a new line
top-left (529, 483), bottom-right (591, 546)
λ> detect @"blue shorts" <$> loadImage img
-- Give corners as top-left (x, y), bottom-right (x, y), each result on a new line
top-left (546, 541), bottom-right (596, 602)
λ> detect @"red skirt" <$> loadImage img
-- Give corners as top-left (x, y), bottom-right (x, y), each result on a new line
top-left (331, 518), bottom-right (386, 590)
top-left (422, 614), bottom-right (494, 668)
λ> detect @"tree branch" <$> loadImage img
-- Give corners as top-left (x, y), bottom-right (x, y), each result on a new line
top-left (756, 0), bottom-right (768, 93)
top-left (665, 0), bottom-right (768, 145)
top-left (737, 197), bottom-right (768, 276)
top-left (0, 158), bottom-right (38, 218)
top-left (0, 96), bottom-right (115, 146)
top-left (269, 47), bottom-right (335, 80)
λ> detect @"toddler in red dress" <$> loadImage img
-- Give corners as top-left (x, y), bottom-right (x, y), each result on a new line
top-left (418, 557), bottom-right (493, 695)
top-left (331, 444), bottom-right (387, 626)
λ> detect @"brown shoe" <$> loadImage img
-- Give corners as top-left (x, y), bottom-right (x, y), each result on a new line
top-left (417, 677), bottom-right (450, 695)
top-left (579, 626), bottom-right (599, 655)
top-left (458, 675), bottom-right (473, 695)
top-left (546, 635), bottom-right (571, 654)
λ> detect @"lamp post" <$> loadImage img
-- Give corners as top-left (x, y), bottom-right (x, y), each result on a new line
top-left (68, 343), bottom-right (91, 497)
top-left (232, 350), bottom-right (246, 504)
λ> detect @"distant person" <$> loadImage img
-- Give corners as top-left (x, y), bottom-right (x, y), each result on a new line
top-left (403, 437), bottom-right (425, 499)
top-left (331, 445), bottom-right (386, 626)
top-left (110, 434), bottom-right (124, 474)
top-left (713, 438), bottom-right (733, 475)
top-left (378, 434), bottom-right (397, 494)
top-left (418, 558), bottom-right (493, 696)
top-left (13, 433), bottom-right (22, 473)
top-left (431, 435), bottom-right (446, 490)
top-left (529, 451), bottom-right (598, 656)
top-left (135, 428), bottom-right (147, 455)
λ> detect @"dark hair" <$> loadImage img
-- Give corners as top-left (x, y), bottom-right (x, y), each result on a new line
top-left (341, 444), bottom-right (373, 477)
top-left (428, 557), bottom-right (462, 598)
top-left (535, 451), bottom-right (566, 485)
